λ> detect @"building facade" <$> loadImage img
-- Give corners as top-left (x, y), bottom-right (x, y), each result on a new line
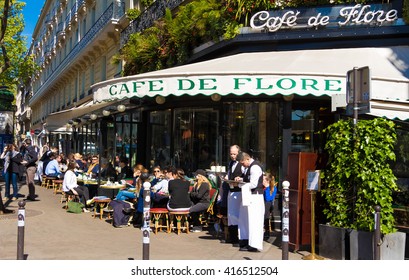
top-left (18, 0), bottom-right (409, 251)
top-left (19, 0), bottom-right (132, 152)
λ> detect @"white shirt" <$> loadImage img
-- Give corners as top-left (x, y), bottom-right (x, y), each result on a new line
top-left (152, 179), bottom-right (169, 194)
top-left (62, 170), bottom-right (78, 192)
top-left (244, 159), bottom-right (263, 190)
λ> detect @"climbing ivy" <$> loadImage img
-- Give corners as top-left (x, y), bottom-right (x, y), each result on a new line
top-left (322, 118), bottom-right (398, 234)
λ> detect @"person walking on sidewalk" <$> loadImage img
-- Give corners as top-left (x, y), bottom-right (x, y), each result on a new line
top-left (1, 144), bottom-right (24, 201)
top-left (22, 139), bottom-right (39, 201)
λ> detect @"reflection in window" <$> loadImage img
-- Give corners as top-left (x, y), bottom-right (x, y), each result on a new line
top-left (291, 110), bottom-right (314, 152)
top-left (223, 102), bottom-right (280, 173)
top-left (150, 110), bottom-right (171, 169)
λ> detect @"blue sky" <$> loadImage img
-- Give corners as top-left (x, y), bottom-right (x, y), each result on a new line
top-left (22, 0), bottom-right (45, 48)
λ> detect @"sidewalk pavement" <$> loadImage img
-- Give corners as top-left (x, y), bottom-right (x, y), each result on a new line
top-left (0, 182), bottom-right (309, 260)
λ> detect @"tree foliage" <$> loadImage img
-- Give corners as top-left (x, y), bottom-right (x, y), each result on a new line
top-left (0, 0), bottom-right (37, 88)
top-left (321, 118), bottom-right (398, 234)
top-left (117, 0), bottom-right (382, 76)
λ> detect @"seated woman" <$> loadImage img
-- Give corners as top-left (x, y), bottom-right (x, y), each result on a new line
top-left (149, 166), bottom-right (172, 208)
top-left (114, 164), bottom-right (147, 201)
top-left (62, 161), bottom-right (91, 212)
top-left (189, 169), bottom-right (211, 232)
top-left (167, 167), bottom-right (192, 211)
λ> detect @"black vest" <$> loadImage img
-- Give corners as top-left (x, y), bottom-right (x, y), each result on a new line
top-left (243, 160), bottom-right (263, 194)
top-left (228, 160), bottom-right (242, 192)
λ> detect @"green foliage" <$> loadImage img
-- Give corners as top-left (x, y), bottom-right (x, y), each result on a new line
top-left (126, 8), bottom-right (141, 21)
top-left (119, 0), bottom-right (385, 75)
top-left (404, 0), bottom-right (409, 23)
top-left (141, 0), bottom-right (155, 7)
top-left (0, 1), bottom-right (37, 87)
top-left (322, 118), bottom-right (398, 234)
top-left (121, 0), bottom-right (227, 76)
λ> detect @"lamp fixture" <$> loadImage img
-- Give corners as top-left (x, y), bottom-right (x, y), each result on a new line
top-left (117, 104), bottom-right (126, 112)
top-left (102, 110), bottom-right (111, 117)
top-left (211, 93), bottom-right (221, 102)
top-left (283, 94), bottom-right (294, 102)
top-left (90, 113), bottom-right (98, 120)
top-left (155, 96), bottom-right (166, 105)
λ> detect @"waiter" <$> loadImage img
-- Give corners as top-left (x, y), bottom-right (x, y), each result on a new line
top-left (223, 145), bottom-right (242, 246)
top-left (235, 152), bottom-right (264, 252)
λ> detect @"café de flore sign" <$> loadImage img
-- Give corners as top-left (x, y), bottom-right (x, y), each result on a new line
top-left (93, 74), bottom-right (344, 103)
top-left (250, 3), bottom-right (399, 32)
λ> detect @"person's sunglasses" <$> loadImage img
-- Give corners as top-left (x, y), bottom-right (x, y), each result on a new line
top-left (154, 170), bottom-right (160, 173)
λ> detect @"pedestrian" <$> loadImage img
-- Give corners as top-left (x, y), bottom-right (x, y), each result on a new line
top-left (235, 151), bottom-right (265, 252)
top-left (1, 144), bottom-right (24, 201)
top-left (263, 172), bottom-right (277, 239)
top-left (22, 139), bottom-right (39, 201)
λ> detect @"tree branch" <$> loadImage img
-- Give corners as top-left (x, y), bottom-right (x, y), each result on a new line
top-left (0, 0), bottom-right (12, 75)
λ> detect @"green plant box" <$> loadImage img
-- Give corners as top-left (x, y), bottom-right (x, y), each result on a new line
top-left (349, 230), bottom-right (406, 260)
top-left (318, 224), bottom-right (350, 260)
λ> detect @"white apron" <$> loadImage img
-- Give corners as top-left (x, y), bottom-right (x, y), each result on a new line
top-left (227, 191), bottom-right (241, 226)
top-left (238, 184), bottom-right (265, 250)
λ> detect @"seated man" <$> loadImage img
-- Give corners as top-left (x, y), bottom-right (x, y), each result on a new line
top-left (45, 152), bottom-right (62, 178)
top-left (86, 155), bottom-right (100, 178)
top-left (117, 156), bottom-right (133, 181)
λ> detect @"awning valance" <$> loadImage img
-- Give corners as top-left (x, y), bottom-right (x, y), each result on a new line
top-left (370, 100), bottom-right (409, 121)
top-left (46, 100), bottom-right (117, 130)
top-left (91, 46), bottom-right (409, 120)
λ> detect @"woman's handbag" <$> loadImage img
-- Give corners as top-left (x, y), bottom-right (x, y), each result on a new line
top-left (67, 201), bottom-right (84, 214)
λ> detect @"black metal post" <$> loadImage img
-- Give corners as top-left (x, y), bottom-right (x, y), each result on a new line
top-left (282, 180), bottom-right (290, 260)
top-left (17, 201), bottom-right (26, 260)
top-left (352, 67), bottom-right (359, 225)
top-left (97, 126), bottom-right (101, 186)
top-left (374, 205), bottom-right (381, 260)
top-left (142, 182), bottom-right (151, 260)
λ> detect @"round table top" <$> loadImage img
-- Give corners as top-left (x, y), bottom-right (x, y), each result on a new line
top-left (100, 184), bottom-right (126, 189)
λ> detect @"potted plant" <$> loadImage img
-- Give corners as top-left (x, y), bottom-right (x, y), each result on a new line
top-left (320, 117), bottom-right (406, 260)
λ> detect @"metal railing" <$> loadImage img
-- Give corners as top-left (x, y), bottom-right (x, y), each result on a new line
top-left (32, 2), bottom-right (125, 102)
top-left (120, 0), bottom-right (185, 48)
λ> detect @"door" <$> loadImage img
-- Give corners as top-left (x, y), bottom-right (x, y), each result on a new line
top-left (173, 108), bottom-right (219, 175)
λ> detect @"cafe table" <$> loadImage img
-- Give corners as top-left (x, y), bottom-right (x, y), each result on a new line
top-left (99, 183), bottom-right (127, 199)
top-left (78, 178), bottom-right (107, 198)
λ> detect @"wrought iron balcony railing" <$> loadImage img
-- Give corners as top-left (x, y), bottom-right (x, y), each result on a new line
top-left (120, 0), bottom-right (185, 47)
top-left (32, 2), bottom-right (125, 102)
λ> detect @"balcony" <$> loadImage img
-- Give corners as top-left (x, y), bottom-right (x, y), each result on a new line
top-left (57, 21), bottom-right (66, 42)
top-left (31, 2), bottom-right (125, 103)
top-left (120, 0), bottom-right (185, 47)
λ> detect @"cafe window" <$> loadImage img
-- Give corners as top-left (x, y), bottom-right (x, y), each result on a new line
top-left (115, 113), bottom-right (139, 167)
top-left (150, 110), bottom-right (172, 169)
top-left (291, 110), bottom-right (314, 152)
top-left (223, 102), bottom-right (280, 172)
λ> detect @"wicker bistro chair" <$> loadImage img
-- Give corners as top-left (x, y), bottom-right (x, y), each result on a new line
top-left (41, 175), bottom-right (48, 188)
top-left (169, 210), bottom-right (190, 234)
top-left (62, 191), bottom-right (80, 209)
top-left (199, 188), bottom-right (219, 227)
top-left (53, 180), bottom-right (64, 195)
top-left (92, 197), bottom-right (112, 220)
top-left (150, 208), bottom-right (170, 234)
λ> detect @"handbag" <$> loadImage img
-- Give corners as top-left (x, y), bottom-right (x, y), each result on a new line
top-left (67, 201), bottom-right (84, 214)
